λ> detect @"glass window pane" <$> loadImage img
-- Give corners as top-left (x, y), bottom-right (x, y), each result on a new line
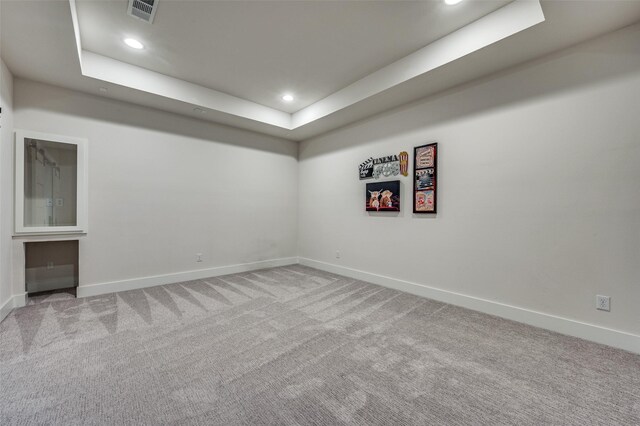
top-left (24, 138), bottom-right (78, 227)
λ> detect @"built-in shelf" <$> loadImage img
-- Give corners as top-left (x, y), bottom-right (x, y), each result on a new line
top-left (25, 240), bottom-right (79, 294)
top-left (12, 233), bottom-right (86, 241)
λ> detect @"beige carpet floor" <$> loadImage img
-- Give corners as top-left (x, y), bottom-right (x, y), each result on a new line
top-left (1, 265), bottom-right (638, 425)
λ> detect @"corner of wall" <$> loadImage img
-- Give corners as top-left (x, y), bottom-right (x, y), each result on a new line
top-left (0, 58), bottom-right (16, 317)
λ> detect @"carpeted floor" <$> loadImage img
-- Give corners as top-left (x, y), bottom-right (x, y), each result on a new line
top-left (1, 265), bottom-right (638, 425)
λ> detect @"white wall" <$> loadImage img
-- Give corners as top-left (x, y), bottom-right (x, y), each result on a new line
top-left (13, 79), bottom-right (298, 295)
top-left (299, 24), bottom-right (640, 343)
top-left (0, 59), bottom-right (14, 315)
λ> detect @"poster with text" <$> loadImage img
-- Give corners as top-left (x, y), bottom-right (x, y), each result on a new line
top-left (415, 145), bottom-right (436, 168)
top-left (415, 190), bottom-right (435, 212)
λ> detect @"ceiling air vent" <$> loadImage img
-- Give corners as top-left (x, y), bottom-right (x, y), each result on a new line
top-left (127, 0), bottom-right (158, 24)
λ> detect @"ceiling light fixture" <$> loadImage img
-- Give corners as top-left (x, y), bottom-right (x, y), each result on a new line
top-left (282, 94), bottom-right (294, 102)
top-left (124, 38), bottom-right (144, 49)
top-left (444, 0), bottom-right (463, 5)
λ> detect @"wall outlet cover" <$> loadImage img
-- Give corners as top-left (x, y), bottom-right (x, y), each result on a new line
top-left (596, 295), bottom-right (610, 312)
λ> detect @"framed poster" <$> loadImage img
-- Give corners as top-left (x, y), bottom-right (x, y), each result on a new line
top-left (413, 143), bottom-right (437, 213)
top-left (366, 180), bottom-right (400, 212)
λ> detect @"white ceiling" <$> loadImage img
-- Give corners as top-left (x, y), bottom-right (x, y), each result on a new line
top-left (2, 1), bottom-right (640, 141)
top-left (76, 0), bottom-right (511, 112)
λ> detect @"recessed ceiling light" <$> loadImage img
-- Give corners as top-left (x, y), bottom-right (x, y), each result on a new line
top-left (444, 0), bottom-right (463, 5)
top-left (282, 94), bottom-right (294, 102)
top-left (124, 38), bottom-right (144, 49)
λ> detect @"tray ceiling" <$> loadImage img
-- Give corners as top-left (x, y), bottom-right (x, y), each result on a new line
top-left (3, 1), bottom-right (640, 140)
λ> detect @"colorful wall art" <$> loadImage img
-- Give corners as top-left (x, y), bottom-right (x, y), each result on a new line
top-left (366, 180), bottom-right (401, 212)
top-left (413, 143), bottom-right (437, 213)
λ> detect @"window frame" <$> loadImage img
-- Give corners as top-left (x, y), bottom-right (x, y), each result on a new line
top-left (14, 129), bottom-right (88, 235)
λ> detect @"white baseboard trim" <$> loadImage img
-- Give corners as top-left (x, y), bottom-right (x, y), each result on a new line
top-left (77, 257), bottom-right (299, 298)
top-left (298, 257), bottom-right (640, 355)
top-left (0, 293), bottom-right (27, 323)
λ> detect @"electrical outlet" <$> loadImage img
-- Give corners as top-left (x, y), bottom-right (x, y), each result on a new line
top-left (596, 295), bottom-right (610, 312)
top-left (336, 250), bottom-right (340, 259)
top-left (196, 253), bottom-right (203, 262)
top-left (46, 261), bottom-right (54, 269)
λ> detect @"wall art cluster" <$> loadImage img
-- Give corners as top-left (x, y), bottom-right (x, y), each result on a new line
top-left (360, 144), bottom-right (437, 214)
top-left (413, 143), bottom-right (437, 213)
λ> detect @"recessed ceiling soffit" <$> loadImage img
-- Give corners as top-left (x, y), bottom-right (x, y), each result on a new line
top-left (67, 0), bottom-right (545, 131)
